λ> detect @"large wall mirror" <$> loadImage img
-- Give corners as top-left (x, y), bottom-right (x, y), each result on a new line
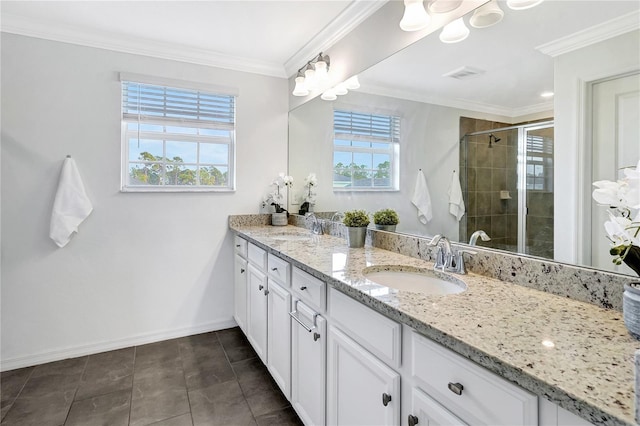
top-left (288, 0), bottom-right (640, 275)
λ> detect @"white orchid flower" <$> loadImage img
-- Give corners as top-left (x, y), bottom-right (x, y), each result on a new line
top-left (304, 173), bottom-right (318, 187)
top-left (592, 180), bottom-right (624, 206)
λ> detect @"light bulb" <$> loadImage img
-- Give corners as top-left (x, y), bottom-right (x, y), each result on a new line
top-left (469, 0), bottom-right (504, 28)
top-left (344, 75), bottom-right (360, 90)
top-left (506, 0), bottom-right (543, 10)
top-left (292, 76), bottom-right (309, 97)
top-left (321, 88), bottom-right (337, 101)
top-left (427, 0), bottom-right (462, 14)
top-left (334, 83), bottom-right (348, 96)
top-left (314, 60), bottom-right (329, 83)
top-left (400, 0), bottom-right (430, 32)
top-left (439, 18), bottom-right (469, 43)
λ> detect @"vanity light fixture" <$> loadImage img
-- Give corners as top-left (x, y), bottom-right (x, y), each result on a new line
top-left (334, 82), bottom-right (348, 96)
top-left (469, 0), bottom-right (504, 28)
top-left (400, 0), bottom-right (430, 32)
top-left (321, 88), bottom-right (337, 101)
top-left (344, 75), bottom-right (360, 90)
top-left (506, 0), bottom-right (544, 10)
top-left (292, 52), bottom-right (331, 96)
top-left (439, 17), bottom-right (469, 43)
top-left (427, 0), bottom-right (463, 13)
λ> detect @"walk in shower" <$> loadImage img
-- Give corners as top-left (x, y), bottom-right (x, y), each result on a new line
top-left (459, 121), bottom-right (554, 259)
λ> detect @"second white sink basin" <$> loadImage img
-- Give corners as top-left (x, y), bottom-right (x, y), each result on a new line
top-left (363, 266), bottom-right (467, 295)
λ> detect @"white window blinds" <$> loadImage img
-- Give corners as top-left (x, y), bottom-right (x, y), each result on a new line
top-left (334, 110), bottom-right (400, 144)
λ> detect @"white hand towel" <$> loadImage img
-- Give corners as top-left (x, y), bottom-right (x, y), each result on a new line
top-left (50, 157), bottom-right (93, 248)
top-left (411, 170), bottom-right (433, 224)
top-left (448, 171), bottom-right (465, 221)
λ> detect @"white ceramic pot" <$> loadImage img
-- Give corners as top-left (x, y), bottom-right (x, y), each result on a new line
top-left (623, 283), bottom-right (640, 339)
top-left (271, 212), bottom-right (288, 226)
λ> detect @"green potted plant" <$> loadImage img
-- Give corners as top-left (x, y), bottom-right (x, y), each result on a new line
top-left (373, 208), bottom-right (399, 232)
top-left (343, 209), bottom-right (370, 248)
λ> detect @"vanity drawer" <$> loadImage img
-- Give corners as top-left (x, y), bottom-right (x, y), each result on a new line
top-left (248, 243), bottom-right (267, 271)
top-left (268, 253), bottom-right (290, 287)
top-left (411, 332), bottom-right (537, 426)
top-left (291, 267), bottom-right (326, 312)
top-left (329, 287), bottom-right (401, 368)
top-left (234, 235), bottom-right (248, 258)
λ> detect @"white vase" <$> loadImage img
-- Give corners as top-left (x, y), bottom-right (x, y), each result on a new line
top-left (271, 212), bottom-right (288, 226)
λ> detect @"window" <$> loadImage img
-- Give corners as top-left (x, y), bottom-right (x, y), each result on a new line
top-left (333, 109), bottom-right (400, 190)
top-left (525, 134), bottom-right (553, 191)
top-left (121, 75), bottom-right (236, 191)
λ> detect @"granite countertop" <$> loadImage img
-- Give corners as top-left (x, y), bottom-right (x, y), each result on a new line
top-left (230, 224), bottom-right (639, 426)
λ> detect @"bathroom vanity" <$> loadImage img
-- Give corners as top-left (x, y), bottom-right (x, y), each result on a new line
top-left (230, 217), bottom-right (637, 426)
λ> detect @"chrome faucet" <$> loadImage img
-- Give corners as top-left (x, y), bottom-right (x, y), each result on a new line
top-left (306, 213), bottom-right (324, 235)
top-left (330, 211), bottom-right (345, 222)
top-left (469, 230), bottom-right (491, 245)
top-left (428, 234), bottom-right (475, 274)
top-left (428, 234), bottom-right (453, 271)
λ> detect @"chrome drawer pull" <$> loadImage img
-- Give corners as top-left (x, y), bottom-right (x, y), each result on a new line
top-left (289, 310), bottom-right (316, 332)
top-left (448, 382), bottom-right (464, 396)
top-left (300, 286), bottom-right (307, 290)
top-left (264, 289), bottom-right (269, 296)
top-left (382, 393), bottom-right (392, 406)
top-left (240, 268), bottom-right (245, 274)
top-left (258, 285), bottom-right (264, 291)
top-left (408, 415), bottom-right (419, 426)
top-left (271, 267), bottom-right (278, 271)
top-left (236, 244), bottom-right (241, 248)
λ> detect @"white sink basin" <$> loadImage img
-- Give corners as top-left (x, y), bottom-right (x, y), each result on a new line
top-left (363, 266), bottom-right (467, 295)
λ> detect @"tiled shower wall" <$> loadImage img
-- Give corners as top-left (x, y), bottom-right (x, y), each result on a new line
top-left (459, 117), bottom-right (518, 250)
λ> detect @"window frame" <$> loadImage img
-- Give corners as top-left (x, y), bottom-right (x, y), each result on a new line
top-left (119, 73), bottom-right (237, 193)
top-left (332, 108), bottom-right (401, 192)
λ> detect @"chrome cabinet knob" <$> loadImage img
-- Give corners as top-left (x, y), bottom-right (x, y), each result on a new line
top-left (258, 285), bottom-right (264, 291)
top-left (448, 382), bottom-right (464, 395)
top-left (240, 268), bottom-right (245, 274)
top-left (408, 414), bottom-right (419, 426)
top-left (313, 332), bottom-right (320, 341)
top-left (264, 289), bottom-right (269, 296)
top-left (382, 393), bottom-right (392, 406)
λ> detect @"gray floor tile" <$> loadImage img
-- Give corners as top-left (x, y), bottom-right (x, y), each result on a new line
top-left (1, 367), bottom-right (34, 418)
top-left (30, 357), bottom-right (87, 379)
top-left (189, 381), bottom-right (255, 426)
top-left (217, 329), bottom-right (255, 363)
top-left (75, 347), bottom-right (134, 401)
top-left (130, 371), bottom-right (190, 426)
top-left (232, 358), bottom-right (289, 417)
top-left (255, 407), bottom-right (303, 426)
top-left (135, 340), bottom-right (180, 372)
top-left (147, 413), bottom-right (193, 426)
top-left (1, 389), bottom-right (76, 426)
top-left (64, 389), bottom-right (131, 426)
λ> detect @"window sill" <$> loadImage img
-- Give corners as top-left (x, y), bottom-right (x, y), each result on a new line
top-left (121, 186), bottom-right (235, 193)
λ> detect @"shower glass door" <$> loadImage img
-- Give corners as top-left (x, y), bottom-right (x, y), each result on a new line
top-left (519, 124), bottom-right (554, 258)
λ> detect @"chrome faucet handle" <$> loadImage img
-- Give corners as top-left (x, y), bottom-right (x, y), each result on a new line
top-left (454, 249), bottom-right (477, 274)
top-left (433, 246), bottom-right (446, 270)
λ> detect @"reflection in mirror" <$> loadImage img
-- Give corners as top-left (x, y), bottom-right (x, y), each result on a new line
top-left (288, 1), bottom-right (640, 275)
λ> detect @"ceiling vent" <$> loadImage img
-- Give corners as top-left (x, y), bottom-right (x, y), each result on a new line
top-left (442, 66), bottom-right (485, 80)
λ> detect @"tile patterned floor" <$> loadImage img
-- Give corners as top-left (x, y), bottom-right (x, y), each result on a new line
top-left (0, 328), bottom-right (303, 426)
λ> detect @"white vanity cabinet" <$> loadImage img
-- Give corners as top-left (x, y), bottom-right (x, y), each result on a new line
top-left (247, 243), bottom-right (269, 364)
top-left (327, 326), bottom-right (400, 426)
top-left (267, 254), bottom-right (292, 399)
top-left (233, 236), bottom-right (248, 333)
top-left (407, 329), bottom-right (538, 426)
top-left (327, 288), bottom-right (402, 426)
top-left (291, 300), bottom-right (327, 426)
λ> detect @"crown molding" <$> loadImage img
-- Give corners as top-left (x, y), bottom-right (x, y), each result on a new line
top-left (283, 0), bottom-right (388, 77)
top-left (0, 12), bottom-right (287, 77)
top-left (358, 83), bottom-right (553, 118)
top-left (536, 10), bottom-right (640, 57)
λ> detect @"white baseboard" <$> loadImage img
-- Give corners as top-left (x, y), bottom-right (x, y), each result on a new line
top-left (0, 318), bottom-right (238, 372)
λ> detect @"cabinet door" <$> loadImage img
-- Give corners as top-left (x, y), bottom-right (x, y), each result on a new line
top-left (267, 280), bottom-right (291, 400)
top-left (409, 387), bottom-right (467, 426)
top-left (234, 255), bottom-right (248, 333)
top-left (247, 264), bottom-right (268, 364)
top-left (291, 301), bottom-right (326, 426)
top-left (327, 326), bottom-right (400, 426)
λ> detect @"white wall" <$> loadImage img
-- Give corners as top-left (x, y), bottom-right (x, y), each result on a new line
top-left (0, 34), bottom-right (288, 370)
top-left (554, 30), bottom-right (640, 264)
top-left (289, 91), bottom-right (516, 239)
